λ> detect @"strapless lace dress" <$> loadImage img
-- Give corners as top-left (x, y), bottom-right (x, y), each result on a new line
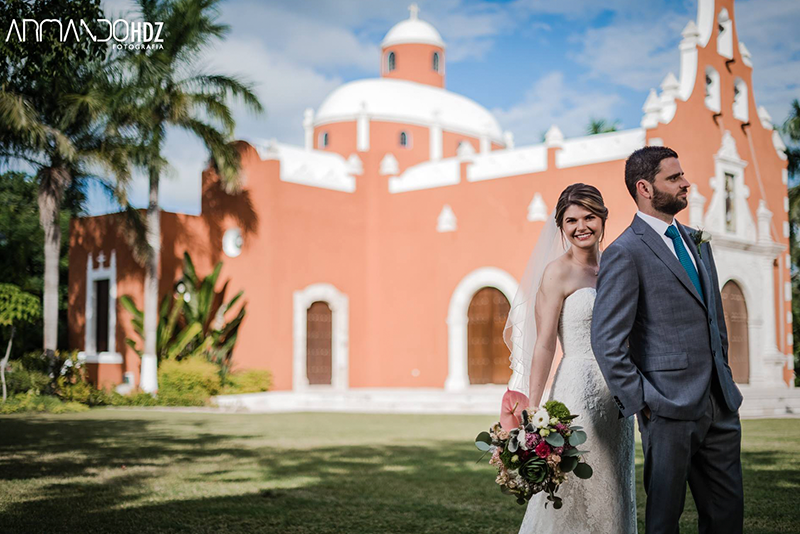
top-left (518, 287), bottom-right (637, 534)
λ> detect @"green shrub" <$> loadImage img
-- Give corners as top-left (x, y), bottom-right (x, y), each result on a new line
top-left (157, 357), bottom-right (220, 406)
top-left (0, 391), bottom-right (88, 414)
top-left (221, 369), bottom-right (272, 394)
top-left (111, 390), bottom-right (159, 407)
top-left (5, 360), bottom-right (50, 395)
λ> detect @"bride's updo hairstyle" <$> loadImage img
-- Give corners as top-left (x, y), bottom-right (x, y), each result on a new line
top-left (554, 183), bottom-right (609, 242)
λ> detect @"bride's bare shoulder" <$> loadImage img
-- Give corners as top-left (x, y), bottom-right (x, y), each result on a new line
top-left (539, 256), bottom-right (570, 297)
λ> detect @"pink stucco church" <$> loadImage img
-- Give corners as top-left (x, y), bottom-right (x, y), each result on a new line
top-left (69, 0), bottom-right (798, 415)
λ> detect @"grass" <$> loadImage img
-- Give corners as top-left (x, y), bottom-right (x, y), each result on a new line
top-left (0, 411), bottom-right (797, 533)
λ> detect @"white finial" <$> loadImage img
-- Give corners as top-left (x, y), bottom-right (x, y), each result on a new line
top-left (437, 204), bottom-right (457, 233)
top-left (97, 252), bottom-right (107, 269)
top-left (544, 125), bottom-right (564, 147)
top-left (409, 3), bottom-right (419, 19)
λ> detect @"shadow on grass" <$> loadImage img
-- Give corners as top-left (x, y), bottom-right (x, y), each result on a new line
top-left (0, 416), bottom-right (525, 534)
top-left (2, 417), bottom-right (798, 534)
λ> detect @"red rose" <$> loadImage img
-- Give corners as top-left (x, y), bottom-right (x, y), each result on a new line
top-left (535, 441), bottom-right (551, 459)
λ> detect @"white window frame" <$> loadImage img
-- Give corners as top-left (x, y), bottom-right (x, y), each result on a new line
top-left (717, 8), bottom-right (733, 59)
top-left (705, 66), bottom-right (721, 113)
top-left (445, 267), bottom-right (518, 391)
top-left (293, 283), bottom-right (349, 391)
top-left (83, 250), bottom-right (120, 362)
top-left (733, 77), bottom-right (748, 122)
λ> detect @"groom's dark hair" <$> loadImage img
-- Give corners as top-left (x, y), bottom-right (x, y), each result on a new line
top-left (625, 146), bottom-right (679, 200)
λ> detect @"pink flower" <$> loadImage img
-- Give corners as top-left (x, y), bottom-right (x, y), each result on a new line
top-left (500, 389), bottom-right (530, 431)
top-left (525, 432), bottom-right (541, 449)
top-left (535, 441), bottom-right (551, 459)
top-left (554, 446), bottom-right (564, 455)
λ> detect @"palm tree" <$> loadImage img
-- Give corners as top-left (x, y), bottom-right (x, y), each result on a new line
top-left (119, 0), bottom-right (262, 392)
top-left (782, 99), bottom-right (800, 385)
top-left (0, 3), bottom-right (132, 361)
top-left (586, 118), bottom-right (620, 135)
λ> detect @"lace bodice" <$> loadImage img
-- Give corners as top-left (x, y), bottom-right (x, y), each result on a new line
top-left (557, 287), bottom-right (596, 359)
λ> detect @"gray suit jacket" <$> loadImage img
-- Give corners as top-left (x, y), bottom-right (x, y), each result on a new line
top-left (590, 215), bottom-right (743, 420)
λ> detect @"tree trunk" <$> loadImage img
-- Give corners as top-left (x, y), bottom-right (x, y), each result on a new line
top-left (37, 167), bottom-right (69, 361)
top-left (2, 325), bottom-right (14, 402)
top-left (140, 167), bottom-right (160, 394)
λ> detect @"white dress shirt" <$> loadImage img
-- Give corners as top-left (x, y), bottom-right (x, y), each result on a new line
top-left (636, 211), bottom-right (698, 271)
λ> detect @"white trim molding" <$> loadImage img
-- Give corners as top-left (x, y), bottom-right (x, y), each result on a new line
top-left (293, 283), bottom-right (350, 392)
top-left (712, 235), bottom-right (786, 388)
top-left (445, 267), bottom-right (518, 391)
top-left (704, 131), bottom-right (755, 241)
top-left (84, 250), bottom-right (117, 358)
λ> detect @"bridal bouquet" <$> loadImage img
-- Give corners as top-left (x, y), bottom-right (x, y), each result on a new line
top-left (475, 390), bottom-right (593, 509)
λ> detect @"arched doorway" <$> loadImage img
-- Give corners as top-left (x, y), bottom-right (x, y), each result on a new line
top-left (721, 281), bottom-right (749, 384)
top-left (306, 301), bottom-right (332, 385)
top-left (467, 287), bottom-right (511, 384)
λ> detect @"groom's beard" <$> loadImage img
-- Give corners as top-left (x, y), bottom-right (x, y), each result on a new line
top-left (651, 183), bottom-right (688, 216)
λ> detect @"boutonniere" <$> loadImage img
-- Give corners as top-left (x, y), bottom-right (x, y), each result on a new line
top-left (690, 229), bottom-right (712, 258)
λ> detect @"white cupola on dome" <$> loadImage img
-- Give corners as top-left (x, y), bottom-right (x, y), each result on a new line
top-left (381, 4), bottom-right (446, 88)
top-left (382, 4), bottom-right (445, 48)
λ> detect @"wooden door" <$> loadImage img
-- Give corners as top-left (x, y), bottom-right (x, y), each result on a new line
top-left (307, 301), bottom-right (332, 385)
top-left (721, 281), bottom-right (749, 384)
top-left (467, 287), bottom-right (512, 384)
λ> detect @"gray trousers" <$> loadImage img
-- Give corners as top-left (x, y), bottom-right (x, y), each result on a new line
top-left (638, 382), bottom-right (744, 534)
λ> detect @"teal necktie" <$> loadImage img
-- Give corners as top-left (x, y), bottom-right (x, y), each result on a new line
top-left (665, 225), bottom-right (704, 300)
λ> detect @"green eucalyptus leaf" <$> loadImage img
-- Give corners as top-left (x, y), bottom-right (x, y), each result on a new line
top-left (568, 431), bottom-right (587, 446)
top-left (573, 463), bottom-right (593, 479)
top-left (560, 456), bottom-right (579, 473)
top-left (545, 432), bottom-right (565, 447)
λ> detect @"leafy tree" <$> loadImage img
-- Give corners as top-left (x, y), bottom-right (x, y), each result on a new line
top-left (0, 284), bottom-right (41, 401)
top-left (0, 171), bottom-right (84, 357)
top-left (115, 0), bottom-right (262, 392)
top-left (586, 118), bottom-right (620, 135)
top-left (0, 0), bottom-right (132, 361)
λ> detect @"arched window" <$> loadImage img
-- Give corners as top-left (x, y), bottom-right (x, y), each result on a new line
top-left (433, 52), bottom-right (440, 73)
top-left (319, 131), bottom-right (329, 148)
top-left (733, 78), bottom-right (748, 122)
top-left (399, 131), bottom-right (410, 148)
top-left (387, 51), bottom-right (396, 72)
top-left (717, 8), bottom-right (733, 58)
top-left (704, 66), bottom-right (720, 112)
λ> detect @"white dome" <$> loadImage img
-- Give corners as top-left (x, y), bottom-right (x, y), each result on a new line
top-left (381, 6), bottom-right (445, 48)
top-left (315, 79), bottom-right (503, 141)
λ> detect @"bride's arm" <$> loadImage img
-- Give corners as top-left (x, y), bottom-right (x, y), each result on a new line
top-left (527, 263), bottom-right (565, 408)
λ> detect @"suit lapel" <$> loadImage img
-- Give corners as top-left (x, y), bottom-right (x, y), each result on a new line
top-left (631, 215), bottom-right (707, 310)
top-left (677, 220), bottom-right (713, 310)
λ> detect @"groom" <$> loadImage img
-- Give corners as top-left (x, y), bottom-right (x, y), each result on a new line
top-left (591, 146), bottom-right (744, 534)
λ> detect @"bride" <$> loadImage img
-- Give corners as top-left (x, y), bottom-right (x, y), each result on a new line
top-left (504, 183), bottom-right (637, 533)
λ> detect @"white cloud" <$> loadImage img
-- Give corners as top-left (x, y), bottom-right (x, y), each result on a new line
top-left (734, 0), bottom-right (800, 125)
top-left (569, 12), bottom-right (686, 92)
top-left (492, 71), bottom-right (624, 144)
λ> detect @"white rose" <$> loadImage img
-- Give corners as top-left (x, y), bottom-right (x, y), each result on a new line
top-left (532, 409), bottom-right (550, 428)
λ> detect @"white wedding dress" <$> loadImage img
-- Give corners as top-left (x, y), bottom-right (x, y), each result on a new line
top-left (518, 287), bottom-right (638, 534)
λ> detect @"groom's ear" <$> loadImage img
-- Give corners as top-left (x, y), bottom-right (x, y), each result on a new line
top-left (635, 180), bottom-right (652, 201)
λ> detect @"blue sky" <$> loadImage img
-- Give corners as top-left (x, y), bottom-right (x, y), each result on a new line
top-left (87, 0), bottom-right (800, 216)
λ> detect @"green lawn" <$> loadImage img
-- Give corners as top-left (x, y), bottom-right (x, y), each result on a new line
top-left (0, 411), bottom-right (797, 533)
